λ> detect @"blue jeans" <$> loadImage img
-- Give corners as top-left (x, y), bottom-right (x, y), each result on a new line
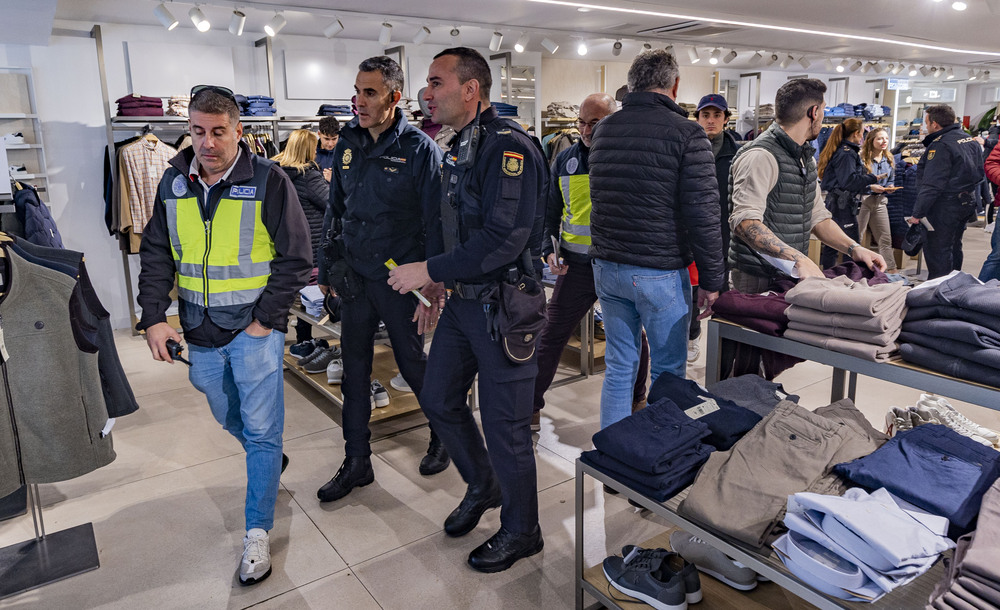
top-left (592, 259), bottom-right (690, 429)
top-left (188, 330), bottom-right (286, 531)
top-left (979, 223), bottom-right (1000, 282)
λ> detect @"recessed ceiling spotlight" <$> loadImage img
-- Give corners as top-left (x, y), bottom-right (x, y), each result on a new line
top-left (515, 33), bottom-right (529, 53)
top-left (154, 3), bottom-right (178, 30)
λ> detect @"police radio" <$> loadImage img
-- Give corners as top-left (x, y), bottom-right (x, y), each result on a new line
top-left (455, 102), bottom-right (482, 167)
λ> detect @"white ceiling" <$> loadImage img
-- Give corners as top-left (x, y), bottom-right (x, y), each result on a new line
top-left (41, 0), bottom-right (1000, 74)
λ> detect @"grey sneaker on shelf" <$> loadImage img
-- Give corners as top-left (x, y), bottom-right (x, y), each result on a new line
top-left (669, 530), bottom-right (758, 591)
top-left (620, 546), bottom-right (702, 604)
top-left (602, 553), bottom-right (687, 610)
top-left (389, 373), bottom-right (412, 393)
top-left (326, 359), bottom-right (343, 384)
top-left (371, 380), bottom-right (390, 408)
top-left (303, 347), bottom-right (337, 373)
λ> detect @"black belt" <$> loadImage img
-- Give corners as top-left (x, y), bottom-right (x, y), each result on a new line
top-left (452, 281), bottom-right (494, 300)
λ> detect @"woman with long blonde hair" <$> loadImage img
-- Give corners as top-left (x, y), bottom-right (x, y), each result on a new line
top-left (859, 128), bottom-right (897, 272)
top-left (272, 129), bottom-right (330, 348)
top-left (817, 118), bottom-right (885, 268)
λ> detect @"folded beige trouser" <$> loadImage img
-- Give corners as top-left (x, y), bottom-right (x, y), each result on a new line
top-left (678, 399), bottom-right (884, 547)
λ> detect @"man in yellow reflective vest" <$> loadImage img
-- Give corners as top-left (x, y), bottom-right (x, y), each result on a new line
top-left (533, 93), bottom-right (650, 432)
top-left (137, 86), bottom-right (311, 586)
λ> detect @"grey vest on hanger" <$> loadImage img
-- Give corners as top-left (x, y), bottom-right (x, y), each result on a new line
top-left (728, 123), bottom-right (817, 279)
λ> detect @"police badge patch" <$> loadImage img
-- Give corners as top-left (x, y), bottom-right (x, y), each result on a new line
top-left (342, 148), bottom-right (353, 169)
top-left (172, 174), bottom-right (187, 197)
top-left (927, 149), bottom-right (936, 160)
top-left (502, 151), bottom-right (524, 176)
top-left (566, 157), bottom-right (579, 174)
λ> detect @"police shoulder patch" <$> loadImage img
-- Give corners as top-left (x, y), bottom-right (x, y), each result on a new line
top-left (502, 151), bottom-right (524, 177)
top-left (171, 174), bottom-right (187, 197)
top-left (566, 157), bottom-right (579, 174)
top-left (927, 149), bottom-right (936, 160)
top-left (342, 148), bottom-right (353, 165)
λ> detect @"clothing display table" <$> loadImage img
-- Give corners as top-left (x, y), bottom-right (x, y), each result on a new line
top-left (575, 318), bottom-right (1000, 609)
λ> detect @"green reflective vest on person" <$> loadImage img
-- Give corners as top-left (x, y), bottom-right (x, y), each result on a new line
top-left (159, 158), bottom-right (275, 331)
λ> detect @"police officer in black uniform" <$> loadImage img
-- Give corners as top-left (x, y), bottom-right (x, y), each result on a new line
top-left (315, 56), bottom-right (449, 503)
top-left (388, 47), bottom-right (548, 573)
top-left (908, 104), bottom-right (986, 280)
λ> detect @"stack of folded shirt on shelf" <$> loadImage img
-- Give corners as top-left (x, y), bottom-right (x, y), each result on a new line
top-left (834, 423), bottom-right (1000, 537)
top-left (783, 275), bottom-right (909, 361)
top-left (580, 396), bottom-right (715, 501)
top-left (317, 103), bottom-right (353, 116)
top-left (243, 95), bottom-right (276, 116)
top-left (928, 478), bottom-right (1000, 609)
top-left (165, 95), bottom-right (190, 117)
top-left (116, 94), bottom-right (163, 117)
top-left (679, 398), bottom-right (887, 548)
top-left (645, 373), bottom-right (761, 451)
top-left (299, 285), bottom-right (325, 317)
top-left (545, 101), bottom-right (578, 118)
top-left (773, 488), bottom-right (954, 602)
top-left (899, 271), bottom-right (1000, 387)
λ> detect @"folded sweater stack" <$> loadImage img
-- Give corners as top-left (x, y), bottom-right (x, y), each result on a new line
top-left (784, 276), bottom-right (909, 361)
top-left (165, 95), bottom-right (190, 118)
top-left (116, 94), bottom-right (163, 117)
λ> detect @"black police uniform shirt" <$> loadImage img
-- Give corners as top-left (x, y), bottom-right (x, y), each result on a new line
top-left (914, 123), bottom-right (987, 219)
top-left (425, 105), bottom-right (547, 285)
top-left (320, 108), bottom-right (443, 282)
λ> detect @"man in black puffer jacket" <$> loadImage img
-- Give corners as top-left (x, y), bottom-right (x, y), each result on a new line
top-left (589, 49), bottom-right (724, 431)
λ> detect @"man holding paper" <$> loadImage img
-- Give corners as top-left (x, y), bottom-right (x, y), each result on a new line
top-left (316, 56), bottom-right (448, 503)
top-left (729, 78), bottom-right (886, 294)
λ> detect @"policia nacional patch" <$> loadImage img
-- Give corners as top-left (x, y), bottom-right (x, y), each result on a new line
top-left (502, 151), bottom-right (524, 177)
top-left (927, 149), bottom-right (936, 160)
top-left (342, 148), bottom-right (352, 169)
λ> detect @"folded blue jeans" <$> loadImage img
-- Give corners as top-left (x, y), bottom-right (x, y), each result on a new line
top-left (591, 396), bottom-right (711, 473)
top-left (647, 372), bottom-right (762, 450)
top-left (834, 424), bottom-right (1000, 534)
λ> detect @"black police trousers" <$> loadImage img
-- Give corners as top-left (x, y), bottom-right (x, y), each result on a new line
top-left (340, 274), bottom-right (435, 457)
top-left (421, 295), bottom-right (539, 534)
top-left (925, 202), bottom-right (976, 280)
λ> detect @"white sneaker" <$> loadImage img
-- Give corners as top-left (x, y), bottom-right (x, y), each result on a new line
top-left (326, 358), bottom-right (343, 384)
top-left (239, 528), bottom-right (271, 585)
top-left (687, 340), bottom-right (701, 363)
top-left (2, 133), bottom-right (23, 145)
top-left (371, 380), bottom-right (390, 408)
top-left (884, 407), bottom-right (913, 437)
top-left (917, 394), bottom-right (999, 444)
top-left (390, 373), bottom-right (412, 393)
top-left (914, 402), bottom-right (994, 446)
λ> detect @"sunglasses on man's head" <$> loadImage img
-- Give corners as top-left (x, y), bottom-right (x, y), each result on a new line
top-left (190, 84), bottom-right (237, 104)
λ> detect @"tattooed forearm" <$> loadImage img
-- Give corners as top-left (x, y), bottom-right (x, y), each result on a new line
top-left (734, 220), bottom-right (809, 262)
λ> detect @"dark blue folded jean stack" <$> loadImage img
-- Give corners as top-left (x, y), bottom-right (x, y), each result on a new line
top-left (239, 94), bottom-right (276, 116)
top-left (580, 396), bottom-right (715, 501)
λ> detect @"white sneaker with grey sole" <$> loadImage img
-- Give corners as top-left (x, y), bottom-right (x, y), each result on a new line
top-left (239, 528), bottom-right (271, 585)
top-left (670, 531), bottom-right (758, 591)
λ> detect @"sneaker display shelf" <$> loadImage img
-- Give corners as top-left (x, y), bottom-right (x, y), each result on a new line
top-left (282, 302), bottom-right (430, 426)
top-left (0, 67), bottom-right (51, 208)
top-left (573, 317), bottom-right (1000, 610)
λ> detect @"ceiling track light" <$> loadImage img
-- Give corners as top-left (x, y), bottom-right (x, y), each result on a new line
top-left (612, 39), bottom-right (622, 57)
top-left (264, 12), bottom-right (286, 37)
top-left (838, 59), bottom-right (849, 72)
top-left (642, 42), bottom-right (652, 50)
top-left (515, 33), bottom-right (529, 53)
top-left (154, 3), bottom-right (178, 30)
top-left (779, 54), bottom-right (794, 69)
top-left (378, 22), bottom-right (392, 45)
top-left (873, 62), bottom-right (885, 74)
top-left (189, 6), bottom-right (210, 32)
top-left (765, 53), bottom-right (779, 66)
top-left (892, 63), bottom-right (905, 75)
top-left (709, 48), bottom-right (721, 65)
top-left (969, 68), bottom-right (979, 80)
top-left (229, 10), bottom-right (246, 36)
top-left (489, 31), bottom-right (503, 52)
top-left (541, 38), bottom-right (558, 54)
top-left (850, 60), bottom-right (863, 72)
top-left (577, 40), bottom-right (588, 56)
top-left (750, 51), bottom-right (763, 66)
top-left (664, 44), bottom-right (674, 54)
top-left (688, 46), bottom-right (700, 63)
top-left (723, 49), bottom-right (738, 64)
top-left (908, 64), bottom-right (918, 76)
top-left (946, 67), bottom-right (956, 79)
top-left (824, 58), bottom-right (834, 71)
top-left (413, 26), bottom-right (431, 45)
top-left (323, 18), bottom-right (344, 38)
top-left (798, 56), bottom-right (811, 69)
top-left (984, 70), bottom-right (991, 81)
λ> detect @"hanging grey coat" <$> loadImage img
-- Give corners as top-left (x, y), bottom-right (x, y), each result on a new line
top-left (0, 247), bottom-right (115, 497)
